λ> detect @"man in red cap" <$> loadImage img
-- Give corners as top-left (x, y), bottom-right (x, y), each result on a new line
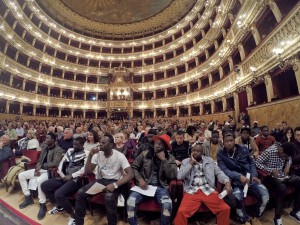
top-left (127, 134), bottom-right (177, 225)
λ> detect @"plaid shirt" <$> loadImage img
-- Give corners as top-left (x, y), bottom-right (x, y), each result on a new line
top-left (186, 161), bottom-right (215, 195)
top-left (255, 144), bottom-right (292, 177)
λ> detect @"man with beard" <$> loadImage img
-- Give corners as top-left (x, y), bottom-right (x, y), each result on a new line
top-left (127, 134), bottom-right (177, 225)
top-left (218, 133), bottom-right (269, 225)
top-left (235, 126), bottom-right (259, 158)
top-left (202, 130), bottom-right (223, 161)
top-left (174, 143), bottom-right (232, 225)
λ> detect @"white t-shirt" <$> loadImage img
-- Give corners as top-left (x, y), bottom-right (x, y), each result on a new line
top-left (91, 149), bottom-right (130, 180)
top-left (83, 142), bottom-right (99, 152)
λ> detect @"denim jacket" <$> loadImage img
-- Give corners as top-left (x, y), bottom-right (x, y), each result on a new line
top-left (177, 156), bottom-right (230, 192)
top-left (217, 144), bottom-right (258, 187)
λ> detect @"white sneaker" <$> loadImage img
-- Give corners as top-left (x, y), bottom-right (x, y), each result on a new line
top-left (273, 217), bottom-right (283, 225)
top-left (67, 217), bottom-right (75, 225)
top-left (48, 206), bottom-right (65, 215)
top-left (117, 194), bottom-right (125, 207)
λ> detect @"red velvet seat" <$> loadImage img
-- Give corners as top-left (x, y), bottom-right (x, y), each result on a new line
top-left (0, 156), bottom-right (14, 179)
top-left (22, 150), bottom-right (41, 170)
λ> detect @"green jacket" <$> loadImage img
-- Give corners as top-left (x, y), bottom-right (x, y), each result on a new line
top-left (131, 149), bottom-right (177, 188)
top-left (37, 145), bottom-right (63, 170)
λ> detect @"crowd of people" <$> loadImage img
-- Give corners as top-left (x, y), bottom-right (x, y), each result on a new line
top-left (0, 116), bottom-right (300, 225)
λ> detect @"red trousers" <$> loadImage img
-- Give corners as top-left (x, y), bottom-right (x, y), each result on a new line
top-left (174, 190), bottom-right (230, 225)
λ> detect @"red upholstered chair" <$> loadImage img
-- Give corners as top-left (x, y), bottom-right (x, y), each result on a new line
top-left (0, 155), bottom-right (15, 179)
top-left (126, 148), bottom-right (136, 164)
top-left (22, 150), bottom-right (41, 170)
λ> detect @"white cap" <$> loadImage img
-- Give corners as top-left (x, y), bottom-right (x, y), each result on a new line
top-left (225, 122), bottom-right (230, 125)
top-left (253, 121), bottom-right (258, 124)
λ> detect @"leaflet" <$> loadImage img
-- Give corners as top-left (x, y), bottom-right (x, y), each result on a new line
top-left (130, 185), bottom-right (158, 197)
top-left (86, 182), bottom-right (106, 195)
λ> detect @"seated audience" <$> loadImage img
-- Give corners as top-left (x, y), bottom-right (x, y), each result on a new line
top-left (171, 130), bottom-right (190, 166)
top-left (203, 130), bottom-right (223, 161)
top-left (18, 133), bottom-right (63, 220)
top-left (255, 142), bottom-right (300, 225)
top-left (270, 123), bottom-right (284, 142)
top-left (184, 125), bottom-right (198, 145)
top-left (255, 126), bottom-right (275, 153)
top-left (73, 127), bottom-right (84, 139)
top-left (251, 121), bottom-right (260, 137)
top-left (15, 129), bottom-right (39, 156)
top-left (41, 137), bottom-right (87, 222)
top-left (127, 134), bottom-right (177, 225)
top-left (0, 124), bottom-right (5, 137)
top-left (235, 126), bottom-right (259, 158)
top-left (293, 127), bottom-right (300, 166)
top-left (56, 126), bottom-right (64, 144)
top-left (218, 132), bottom-right (269, 225)
top-left (280, 127), bottom-right (294, 143)
top-left (0, 134), bottom-right (12, 162)
top-left (134, 129), bottom-right (157, 158)
top-left (59, 128), bottom-right (74, 153)
top-left (175, 143), bottom-right (232, 225)
top-left (74, 134), bottom-right (133, 225)
top-left (16, 122), bottom-right (25, 139)
top-left (83, 130), bottom-right (100, 152)
top-left (5, 123), bottom-right (17, 141)
top-left (114, 132), bottom-right (128, 155)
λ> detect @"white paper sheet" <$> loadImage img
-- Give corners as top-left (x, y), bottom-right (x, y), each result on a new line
top-left (130, 185), bottom-right (158, 197)
top-left (86, 182), bottom-right (106, 195)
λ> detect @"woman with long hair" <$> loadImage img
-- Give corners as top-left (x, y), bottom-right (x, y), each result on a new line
top-left (281, 127), bottom-right (295, 143)
top-left (83, 130), bottom-right (100, 152)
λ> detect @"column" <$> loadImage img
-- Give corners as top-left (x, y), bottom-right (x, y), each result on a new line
top-left (211, 101), bottom-right (215, 114)
top-left (129, 109), bottom-right (133, 118)
top-left (46, 106), bottom-right (49, 117)
top-left (251, 25), bottom-right (261, 45)
top-left (33, 105), bottom-right (36, 116)
top-left (187, 83), bottom-right (190, 93)
top-left (214, 40), bottom-right (219, 50)
top-left (48, 87), bottom-right (50, 96)
top-left (222, 97), bottom-right (227, 112)
top-left (198, 80), bottom-right (201, 90)
top-left (22, 79), bottom-right (26, 90)
top-left (293, 62), bottom-right (300, 94)
top-left (35, 83), bottom-right (38, 93)
top-left (264, 73), bottom-right (274, 102)
top-left (176, 106), bottom-right (180, 117)
top-left (142, 92), bottom-right (145, 100)
top-left (83, 110), bottom-right (86, 119)
top-left (164, 89), bottom-right (167, 97)
top-left (60, 89), bottom-right (63, 98)
top-left (9, 74), bottom-right (14, 86)
top-left (6, 101), bottom-right (10, 114)
top-left (199, 103), bottom-right (204, 115)
top-left (153, 91), bottom-right (156, 99)
top-left (176, 86), bottom-right (179, 95)
top-left (188, 105), bottom-right (191, 117)
top-left (71, 109), bottom-right (74, 118)
top-left (72, 90), bottom-right (75, 99)
top-left (205, 50), bottom-right (209, 59)
top-left (238, 43), bottom-right (246, 60)
top-left (219, 66), bottom-right (224, 79)
top-left (208, 74), bottom-right (212, 85)
top-left (164, 108), bottom-right (168, 117)
top-left (153, 109), bottom-right (157, 118)
top-left (228, 56), bottom-right (234, 71)
top-left (20, 103), bottom-right (23, 115)
top-left (269, 1), bottom-right (282, 23)
top-left (246, 85), bottom-right (254, 106)
top-left (233, 92), bottom-right (239, 120)
top-left (142, 109), bottom-right (145, 119)
top-left (84, 92), bottom-right (87, 101)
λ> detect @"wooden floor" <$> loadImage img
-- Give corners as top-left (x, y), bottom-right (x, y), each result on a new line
top-left (0, 186), bottom-right (298, 225)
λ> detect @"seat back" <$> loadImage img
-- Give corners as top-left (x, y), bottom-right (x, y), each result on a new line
top-left (22, 150), bottom-right (41, 170)
top-left (0, 157), bottom-right (13, 179)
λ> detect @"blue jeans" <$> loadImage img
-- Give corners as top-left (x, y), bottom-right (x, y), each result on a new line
top-left (127, 186), bottom-right (172, 225)
top-left (233, 182), bottom-right (269, 223)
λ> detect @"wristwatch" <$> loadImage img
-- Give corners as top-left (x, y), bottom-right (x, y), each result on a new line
top-left (113, 182), bottom-right (118, 189)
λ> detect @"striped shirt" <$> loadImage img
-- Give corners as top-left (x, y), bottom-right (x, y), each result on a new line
top-left (186, 161), bottom-right (215, 195)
